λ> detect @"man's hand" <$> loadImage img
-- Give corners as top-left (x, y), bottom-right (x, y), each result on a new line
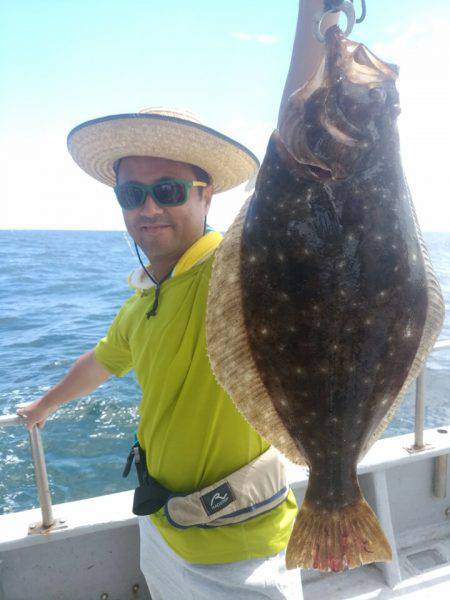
top-left (16, 398), bottom-right (56, 431)
top-left (278, 0), bottom-right (339, 127)
top-left (16, 348), bottom-right (111, 431)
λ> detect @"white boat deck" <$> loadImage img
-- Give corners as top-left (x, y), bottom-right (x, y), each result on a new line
top-left (304, 533), bottom-right (450, 599)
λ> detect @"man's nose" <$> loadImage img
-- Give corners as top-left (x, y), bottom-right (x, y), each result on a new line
top-left (139, 193), bottom-right (164, 217)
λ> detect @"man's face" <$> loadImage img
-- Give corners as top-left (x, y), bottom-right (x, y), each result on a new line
top-left (117, 156), bottom-right (213, 262)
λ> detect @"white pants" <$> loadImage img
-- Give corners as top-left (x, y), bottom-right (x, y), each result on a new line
top-left (138, 515), bottom-right (303, 600)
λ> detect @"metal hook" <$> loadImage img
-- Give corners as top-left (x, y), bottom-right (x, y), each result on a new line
top-left (355, 0), bottom-right (367, 24)
top-left (324, 0), bottom-right (367, 23)
top-left (314, 1), bottom-right (356, 43)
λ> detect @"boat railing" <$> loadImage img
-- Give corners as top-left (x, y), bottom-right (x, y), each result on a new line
top-left (1, 339), bottom-right (449, 535)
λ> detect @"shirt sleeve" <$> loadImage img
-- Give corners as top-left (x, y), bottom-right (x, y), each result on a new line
top-left (94, 297), bottom-right (135, 377)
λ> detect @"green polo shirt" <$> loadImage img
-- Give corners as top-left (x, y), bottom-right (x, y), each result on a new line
top-left (95, 250), bottom-right (298, 564)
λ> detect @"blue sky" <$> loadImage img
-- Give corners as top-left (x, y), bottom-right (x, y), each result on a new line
top-left (1, 0), bottom-right (449, 231)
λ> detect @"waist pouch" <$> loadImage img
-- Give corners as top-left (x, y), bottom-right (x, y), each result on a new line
top-left (123, 443), bottom-right (289, 528)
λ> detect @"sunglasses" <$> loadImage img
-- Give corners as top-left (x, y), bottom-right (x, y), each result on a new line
top-left (114, 178), bottom-right (208, 210)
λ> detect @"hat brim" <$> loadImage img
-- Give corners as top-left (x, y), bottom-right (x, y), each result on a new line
top-left (67, 113), bottom-right (260, 193)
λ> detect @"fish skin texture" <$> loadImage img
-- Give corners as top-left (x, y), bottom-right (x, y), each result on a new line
top-left (206, 27), bottom-right (444, 571)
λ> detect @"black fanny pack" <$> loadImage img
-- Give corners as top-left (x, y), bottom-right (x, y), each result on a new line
top-left (122, 440), bottom-right (171, 516)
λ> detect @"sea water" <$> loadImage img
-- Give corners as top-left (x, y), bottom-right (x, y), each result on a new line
top-left (0, 230), bottom-right (449, 514)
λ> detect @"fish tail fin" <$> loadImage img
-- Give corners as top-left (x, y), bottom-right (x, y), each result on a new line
top-left (285, 495), bottom-right (392, 571)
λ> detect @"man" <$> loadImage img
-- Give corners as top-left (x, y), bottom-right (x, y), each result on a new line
top-left (17, 2), bottom-right (338, 597)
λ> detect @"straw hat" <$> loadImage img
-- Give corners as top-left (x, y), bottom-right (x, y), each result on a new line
top-left (67, 107), bottom-right (260, 193)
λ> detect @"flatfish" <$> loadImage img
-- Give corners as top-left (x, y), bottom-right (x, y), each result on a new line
top-left (206, 26), bottom-right (444, 572)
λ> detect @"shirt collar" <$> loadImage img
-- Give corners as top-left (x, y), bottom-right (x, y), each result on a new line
top-left (128, 230), bottom-right (223, 292)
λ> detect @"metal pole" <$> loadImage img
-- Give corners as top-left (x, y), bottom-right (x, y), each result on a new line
top-left (433, 454), bottom-right (448, 498)
top-left (414, 369), bottom-right (425, 450)
top-left (0, 414), bottom-right (23, 426)
top-left (28, 426), bottom-right (55, 528)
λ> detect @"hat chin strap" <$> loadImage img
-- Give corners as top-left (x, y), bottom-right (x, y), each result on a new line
top-left (134, 217), bottom-right (208, 317)
top-left (133, 242), bottom-right (170, 319)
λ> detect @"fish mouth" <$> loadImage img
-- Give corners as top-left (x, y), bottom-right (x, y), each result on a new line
top-left (278, 28), bottom-right (399, 180)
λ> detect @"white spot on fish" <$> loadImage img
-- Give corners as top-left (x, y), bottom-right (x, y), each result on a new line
top-left (375, 235), bottom-right (383, 241)
top-left (260, 327), bottom-right (269, 336)
top-left (337, 261), bottom-right (345, 269)
top-left (296, 366), bottom-right (304, 375)
top-left (378, 290), bottom-right (388, 299)
top-left (330, 416), bottom-right (339, 424)
top-left (365, 318), bottom-right (373, 325)
top-left (331, 344), bottom-right (339, 351)
top-left (277, 253), bottom-right (285, 262)
top-left (249, 255), bottom-right (257, 263)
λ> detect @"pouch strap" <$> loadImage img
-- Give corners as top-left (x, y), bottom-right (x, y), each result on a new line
top-left (164, 446), bottom-right (288, 529)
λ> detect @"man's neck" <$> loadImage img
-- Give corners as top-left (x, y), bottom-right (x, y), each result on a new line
top-left (148, 255), bottom-right (179, 282)
top-left (143, 231), bottom-right (207, 282)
